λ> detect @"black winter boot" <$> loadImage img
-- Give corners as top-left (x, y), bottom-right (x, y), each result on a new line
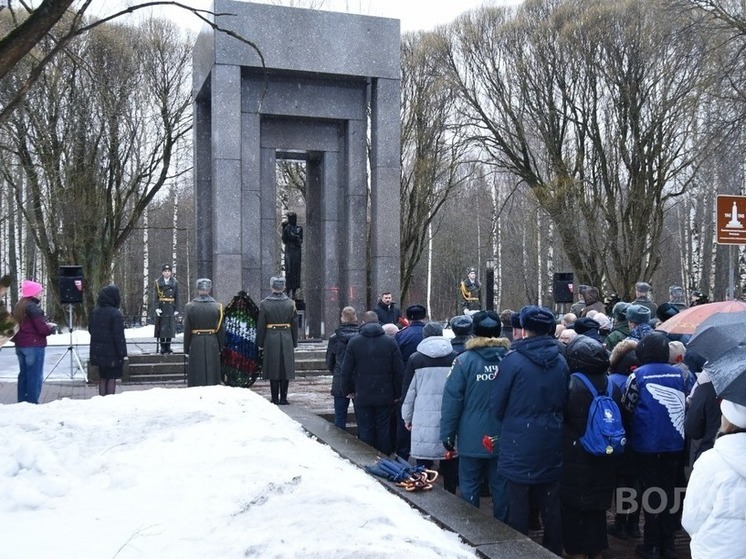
top-left (270, 381), bottom-right (280, 405)
top-left (279, 380), bottom-right (289, 405)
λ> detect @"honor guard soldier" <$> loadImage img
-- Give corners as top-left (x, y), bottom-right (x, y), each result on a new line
top-left (257, 276), bottom-right (299, 405)
top-left (460, 267), bottom-right (481, 311)
top-left (153, 264), bottom-right (180, 354)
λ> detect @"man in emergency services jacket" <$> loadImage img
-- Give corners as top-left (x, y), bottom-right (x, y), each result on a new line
top-left (440, 311), bottom-right (511, 520)
top-left (622, 333), bottom-right (686, 559)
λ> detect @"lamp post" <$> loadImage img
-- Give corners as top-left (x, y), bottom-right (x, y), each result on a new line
top-left (486, 259), bottom-right (495, 312)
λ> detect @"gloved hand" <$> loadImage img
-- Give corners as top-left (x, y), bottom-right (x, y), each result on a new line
top-left (155, 309), bottom-right (162, 316)
top-left (442, 438), bottom-right (455, 452)
top-left (174, 311), bottom-right (179, 316)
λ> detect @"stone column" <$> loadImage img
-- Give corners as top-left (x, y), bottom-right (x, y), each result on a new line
top-left (345, 118), bottom-right (369, 315)
top-left (370, 77), bottom-right (401, 305)
top-left (194, 92), bottom-right (212, 281)
top-left (241, 111), bottom-right (262, 300)
top-left (210, 64), bottom-right (243, 304)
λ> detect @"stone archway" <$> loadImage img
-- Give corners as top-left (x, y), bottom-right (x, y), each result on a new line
top-left (193, 1), bottom-right (401, 336)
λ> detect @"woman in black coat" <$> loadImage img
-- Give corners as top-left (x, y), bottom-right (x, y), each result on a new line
top-left (561, 335), bottom-right (621, 559)
top-left (89, 285), bottom-right (127, 396)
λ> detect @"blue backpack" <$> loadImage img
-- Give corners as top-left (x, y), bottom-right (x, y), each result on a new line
top-left (572, 373), bottom-right (626, 456)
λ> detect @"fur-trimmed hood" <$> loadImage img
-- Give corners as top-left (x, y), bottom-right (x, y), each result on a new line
top-left (609, 338), bottom-right (639, 374)
top-left (465, 336), bottom-right (511, 351)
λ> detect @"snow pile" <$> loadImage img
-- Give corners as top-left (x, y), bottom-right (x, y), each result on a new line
top-left (0, 386), bottom-right (475, 558)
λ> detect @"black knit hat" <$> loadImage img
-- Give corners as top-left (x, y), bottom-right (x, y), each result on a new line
top-left (656, 302), bottom-right (679, 323)
top-left (636, 333), bottom-right (670, 365)
top-left (573, 317), bottom-right (599, 335)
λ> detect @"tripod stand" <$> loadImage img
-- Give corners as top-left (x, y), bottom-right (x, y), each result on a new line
top-left (46, 304), bottom-right (86, 381)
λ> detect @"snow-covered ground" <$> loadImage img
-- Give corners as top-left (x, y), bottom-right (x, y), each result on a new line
top-left (4, 324), bottom-right (163, 348)
top-left (0, 336), bottom-right (477, 558)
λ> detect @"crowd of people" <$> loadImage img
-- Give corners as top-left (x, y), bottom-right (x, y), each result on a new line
top-left (3, 265), bottom-right (743, 558)
top-left (329, 283), bottom-right (746, 559)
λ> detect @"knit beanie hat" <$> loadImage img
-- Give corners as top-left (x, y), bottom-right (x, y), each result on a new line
top-left (626, 304), bottom-right (651, 324)
top-left (519, 305), bottom-right (556, 335)
top-left (423, 322), bottom-right (444, 338)
top-left (21, 280), bottom-right (43, 298)
top-left (472, 310), bottom-right (501, 338)
top-left (593, 313), bottom-right (611, 330)
top-left (656, 302), bottom-right (679, 323)
top-left (573, 317), bottom-right (599, 335)
top-left (635, 333), bottom-right (670, 365)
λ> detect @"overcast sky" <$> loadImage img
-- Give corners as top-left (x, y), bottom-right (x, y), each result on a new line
top-left (112, 0), bottom-right (521, 33)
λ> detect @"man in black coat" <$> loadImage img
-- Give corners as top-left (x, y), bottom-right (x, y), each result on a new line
top-left (326, 306), bottom-right (359, 430)
top-left (341, 311), bottom-right (404, 455)
top-left (373, 292), bottom-right (402, 326)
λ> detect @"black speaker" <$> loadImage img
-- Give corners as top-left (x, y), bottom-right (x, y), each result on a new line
top-left (553, 272), bottom-right (574, 303)
top-left (59, 265), bottom-right (84, 304)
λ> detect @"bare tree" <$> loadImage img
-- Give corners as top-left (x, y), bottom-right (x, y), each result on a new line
top-left (399, 31), bottom-right (472, 305)
top-left (681, 0), bottom-right (746, 34)
top-left (437, 0), bottom-right (720, 297)
top-left (0, 0), bottom-right (263, 125)
top-left (0, 17), bottom-right (192, 319)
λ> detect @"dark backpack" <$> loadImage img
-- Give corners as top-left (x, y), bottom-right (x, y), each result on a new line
top-left (572, 373), bottom-right (626, 456)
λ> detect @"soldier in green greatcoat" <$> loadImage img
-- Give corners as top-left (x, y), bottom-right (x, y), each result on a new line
top-left (257, 276), bottom-right (298, 404)
top-left (183, 278), bottom-right (225, 387)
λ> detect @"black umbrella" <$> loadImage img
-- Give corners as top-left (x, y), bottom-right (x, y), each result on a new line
top-left (706, 345), bottom-right (746, 407)
top-left (686, 311), bottom-right (746, 362)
